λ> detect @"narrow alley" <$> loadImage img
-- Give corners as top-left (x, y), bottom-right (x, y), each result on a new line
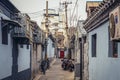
top-left (39, 59), bottom-right (74, 80)
top-left (1, 0), bottom-right (120, 80)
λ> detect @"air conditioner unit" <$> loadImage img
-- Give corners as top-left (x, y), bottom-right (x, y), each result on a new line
top-left (109, 6), bottom-right (120, 41)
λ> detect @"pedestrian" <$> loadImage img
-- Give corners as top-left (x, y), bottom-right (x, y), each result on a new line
top-left (40, 59), bottom-right (47, 75)
top-left (46, 58), bottom-right (50, 69)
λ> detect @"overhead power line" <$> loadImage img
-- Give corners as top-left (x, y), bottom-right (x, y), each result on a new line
top-left (71, 0), bottom-right (78, 21)
top-left (21, 6), bottom-right (59, 15)
top-left (24, 10), bottom-right (43, 14)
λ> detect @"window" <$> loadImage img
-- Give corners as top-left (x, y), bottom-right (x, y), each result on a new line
top-left (113, 42), bottom-right (118, 58)
top-left (91, 34), bottom-right (97, 57)
top-left (109, 41), bottom-right (119, 58)
top-left (20, 44), bottom-right (23, 48)
top-left (83, 36), bottom-right (87, 43)
top-left (27, 45), bottom-right (29, 49)
top-left (2, 27), bottom-right (8, 45)
top-left (90, 7), bottom-right (95, 13)
top-left (52, 43), bottom-right (54, 47)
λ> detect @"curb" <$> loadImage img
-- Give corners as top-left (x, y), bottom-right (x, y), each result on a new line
top-left (33, 73), bottom-right (42, 80)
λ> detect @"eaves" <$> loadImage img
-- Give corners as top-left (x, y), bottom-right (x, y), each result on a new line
top-left (84, 0), bottom-right (120, 33)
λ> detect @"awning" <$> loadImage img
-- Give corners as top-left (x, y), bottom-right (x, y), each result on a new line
top-left (1, 18), bottom-right (22, 30)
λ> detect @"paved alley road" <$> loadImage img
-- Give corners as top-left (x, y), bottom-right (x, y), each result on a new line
top-left (39, 59), bottom-right (74, 80)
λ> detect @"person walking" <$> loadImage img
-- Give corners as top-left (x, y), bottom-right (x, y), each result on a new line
top-left (40, 59), bottom-right (47, 75)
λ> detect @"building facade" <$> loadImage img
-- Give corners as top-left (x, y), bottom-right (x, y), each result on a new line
top-left (31, 21), bottom-right (44, 79)
top-left (74, 20), bottom-right (87, 80)
top-left (0, 1), bottom-right (45, 80)
top-left (47, 34), bottom-right (55, 58)
top-left (84, 0), bottom-right (120, 80)
top-left (67, 27), bottom-right (76, 59)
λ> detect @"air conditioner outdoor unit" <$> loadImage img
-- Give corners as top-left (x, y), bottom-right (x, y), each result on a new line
top-left (109, 6), bottom-right (120, 41)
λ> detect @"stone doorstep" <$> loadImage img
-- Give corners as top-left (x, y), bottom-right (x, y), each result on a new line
top-left (33, 58), bottom-right (56, 80)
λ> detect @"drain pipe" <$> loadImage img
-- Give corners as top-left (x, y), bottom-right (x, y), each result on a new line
top-left (79, 38), bottom-right (82, 80)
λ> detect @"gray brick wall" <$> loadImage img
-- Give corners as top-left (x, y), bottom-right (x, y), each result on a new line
top-left (75, 63), bottom-right (80, 77)
top-left (83, 42), bottom-right (89, 80)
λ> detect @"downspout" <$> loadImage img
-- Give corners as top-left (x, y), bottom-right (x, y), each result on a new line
top-left (30, 43), bottom-right (32, 80)
top-left (79, 38), bottom-right (82, 80)
top-left (82, 36), bottom-right (86, 80)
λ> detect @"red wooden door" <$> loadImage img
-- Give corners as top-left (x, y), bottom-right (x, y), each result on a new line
top-left (60, 51), bottom-right (64, 58)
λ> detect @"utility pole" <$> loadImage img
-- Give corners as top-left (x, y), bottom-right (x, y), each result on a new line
top-left (45, 0), bottom-right (48, 59)
top-left (60, 1), bottom-right (72, 38)
top-left (46, 1), bottom-right (48, 28)
top-left (65, 2), bottom-right (68, 30)
top-left (60, 1), bottom-right (72, 59)
top-left (61, 1), bottom-right (72, 30)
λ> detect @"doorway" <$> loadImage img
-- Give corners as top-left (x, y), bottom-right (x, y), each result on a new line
top-left (60, 51), bottom-right (64, 58)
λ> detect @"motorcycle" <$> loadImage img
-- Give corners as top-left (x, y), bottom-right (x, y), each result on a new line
top-left (68, 63), bottom-right (74, 72)
top-left (61, 59), bottom-right (74, 71)
top-left (61, 58), bottom-right (69, 70)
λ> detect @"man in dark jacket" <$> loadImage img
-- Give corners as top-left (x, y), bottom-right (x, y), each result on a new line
top-left (41, 60), bottom-right (47, 75)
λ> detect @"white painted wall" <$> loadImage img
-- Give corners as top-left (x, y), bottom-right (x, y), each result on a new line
top-left (0, 14), bottom-right (12, 79)
top-left (42, 50), bottom-right (45, 60)
top-left (47, 38), bottom-right (55, 58)
top-left (76, 50), bottom-right (80, 63)
top-left (64, 50), bottom-right (68, 58)
top-left (0, 34), bottom-right (13, 79)
top-left (36, 44), bottom-right (42, 73)
top-left (37, 45), bottom-right (42, 62)
top-left (88, 21), bottom-right (120, 80)
top-left (31, 44), bottom-right (37, 78)
top-left (18, 45), bottom-right (30, 72)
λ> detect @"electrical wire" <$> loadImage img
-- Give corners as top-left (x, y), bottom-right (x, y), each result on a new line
top-left (22, 6), bottom-right (59, 15)
top-left (71, 0), bottom-right (78, 22)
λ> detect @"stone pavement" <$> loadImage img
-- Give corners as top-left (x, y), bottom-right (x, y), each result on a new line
top-left (39, 59), bottom-right (74, 80)
top-left (33, 58), bottom-right (56, 80)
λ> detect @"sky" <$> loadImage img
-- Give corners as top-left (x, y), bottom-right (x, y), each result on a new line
top-left (10, 0), bottom-right (102, 26)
